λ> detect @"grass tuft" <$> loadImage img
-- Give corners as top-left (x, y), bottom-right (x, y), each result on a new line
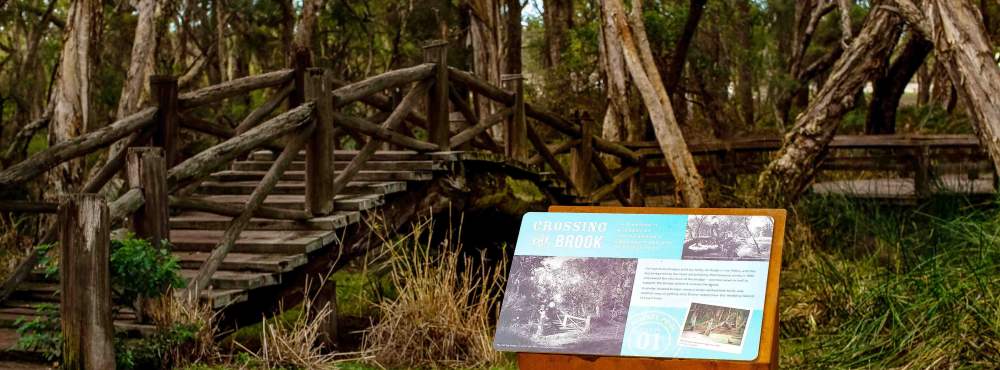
top-left (361, 215), bottom-right (507, 369)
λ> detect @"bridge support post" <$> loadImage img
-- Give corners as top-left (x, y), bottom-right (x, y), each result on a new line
top-left (304, 68), bottom-right (336, 215)
top-left (571, 113), bottom-right (594, 196)
top-left (503, 74), bottom-right (528, 161)
top-left (59, 194), bottom-right (115, 370)
top-left (150, 75), bottom-right (179, 166)
top-left (913, 145), bottom-right (930, 198)
top-left (127, 147), bottom-right (169, 248)
top-left (423, 40), bottom-right (450, 151)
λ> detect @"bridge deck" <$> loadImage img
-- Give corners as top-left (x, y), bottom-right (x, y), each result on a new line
top-left (0, 149), bottom-right (463, 338)
top-left (812, 175), bottom-right (995, 201)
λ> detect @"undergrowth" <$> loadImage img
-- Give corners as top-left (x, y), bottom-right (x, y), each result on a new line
top-left (780, 194), bottom-right (1000, 369)
top-left (361, 215), bottom-right (508, 369)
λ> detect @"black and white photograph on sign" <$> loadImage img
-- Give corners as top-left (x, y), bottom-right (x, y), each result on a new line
top-left (678, 302), bottom-right (751, 353)
top-left (493, 256), bottom-right (638, 355)
top-left (682, 215), bottom-right (774, 261)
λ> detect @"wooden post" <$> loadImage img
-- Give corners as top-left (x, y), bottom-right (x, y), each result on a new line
top-left (59, 194), bottom-right (115, 370)
top-left (289, 48), bottom-right (312, 108)
top-left (127, 147), bottom-right (169, 247)
top-left (313, 279), bottom-right (338, 348)
top-left (630, 160), bottom-right (646, 206)
top-left (571, 113), bottom-right (594, 196)
top-left (503, 74), bottom-right (528, 161)
top-left (150, 75), bottom-right (178, 165)
top-left (423, 40), bottom-right (450, 151)
top-left (304, 68), bottom-right (336, 215)
top-left (914, 145), bottom-right (930, 198)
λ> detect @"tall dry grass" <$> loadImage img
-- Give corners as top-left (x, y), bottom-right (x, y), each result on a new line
top-left (362, 215), bottom-right (507, 369)
top-left (146, 288), bottom-right (220, 367)
top-left (241, 276), bottom-right (361, 370)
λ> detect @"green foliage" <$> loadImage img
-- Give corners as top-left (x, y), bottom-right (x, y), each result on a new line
top-left (13, 303), bottom-right (61, 361)
top-left (117, 323), bottom-right (203, 370)
top-left (109, 233), bottom-right (186, 305)
top-left (781, 195), bottom-right (1000, 368)
top-left (16, 234), bottom-right (186, 367)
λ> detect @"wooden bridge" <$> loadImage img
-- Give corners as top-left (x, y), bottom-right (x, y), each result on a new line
top-left (0, 41), bottom-right (994, 358)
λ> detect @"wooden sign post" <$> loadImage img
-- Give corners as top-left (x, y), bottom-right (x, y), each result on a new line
top-left (516, 205), bottom-right (785, 370)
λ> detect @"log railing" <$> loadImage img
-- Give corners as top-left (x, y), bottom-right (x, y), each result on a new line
top-left (6, 39), bottom-right (988, 310)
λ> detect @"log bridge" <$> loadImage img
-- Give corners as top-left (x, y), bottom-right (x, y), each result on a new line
top-left (0, 41), bottom-right (992, 360)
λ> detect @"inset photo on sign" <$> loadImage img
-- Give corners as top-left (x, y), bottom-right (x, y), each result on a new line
top-left (494, 256), bottom-right (638, 355)
top-left (678, 302), bottom-right (751, 354)
top-left (682, 215), bottom-right (774, 261)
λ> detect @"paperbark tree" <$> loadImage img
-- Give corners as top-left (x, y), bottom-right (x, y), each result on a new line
top-left (293, 0), bottom-right (324, 53)
top-left (754, 3), bottom-right (903, 207)
top-left (469, 0), bottom-right (502, 137)
top-left (663, 0), bottom-right (707, 127)
top-left (115, 0), bottom-right (162, 121)
top-left (504, 0), bottom-right (521, 76)
top-left (604, 0), bottom-right (705, 207)
top-left (542, 0), bottom-right (573, 69)
top-left (734, 0), bottom-right (755, 128)
top-left (597, 2), bottom-right (632, 149)
top-left (893, 0), bottom-right (1000, 176)
top-left (47, 0), bottom-right (103, 196)
top-left (865, 34), bottom-right (933, 134)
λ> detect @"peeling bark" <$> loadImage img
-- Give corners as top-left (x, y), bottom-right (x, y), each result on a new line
top-left (47, 0), bottom-right (103, 197)
top-left (755, 3), bottom-right (903, 207)
top-left (894, 0), bottom-right (1000, 177)
top-left (604, 0), bottom-right (705, 207)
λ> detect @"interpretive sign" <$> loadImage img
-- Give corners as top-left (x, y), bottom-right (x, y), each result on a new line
top-left (495, 207), bottom-right (784, 363)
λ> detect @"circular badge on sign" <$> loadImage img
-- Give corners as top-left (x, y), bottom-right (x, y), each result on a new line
top-left (623, 310), bottom-right (682, 357)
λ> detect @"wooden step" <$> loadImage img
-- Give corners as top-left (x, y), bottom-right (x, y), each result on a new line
top-left (196, 180), bottom-right (406, 195)
top-left (174, 252), bottom-right (308, 273)
top-left (169, 229), bottom-right (336, 254)
top-left (180, 270), bottom-right (280, 290)
top-left (169, 210), bottom-right (360, 230)
top-left (250, 150), bottom-right (432, 162)
top-left (201, 288), bottom-right (248, 308)
top-left (231, 160), bottom-right (446, 172)
top-left (188, 194), bottom-right (384, 212)
top-left (211, 170), bottom-right (433, 182)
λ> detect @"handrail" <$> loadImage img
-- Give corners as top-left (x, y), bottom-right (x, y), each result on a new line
top-left (332, 63), bottom-right (436, 107)
top-left (167, 102), bottom-right (315, 192)
top-left (178, 69), bottom-right (294, 109)
top-left (626, 134), bottom-right (984, 154)
top-left (0, 107), bottom-right (157, 188)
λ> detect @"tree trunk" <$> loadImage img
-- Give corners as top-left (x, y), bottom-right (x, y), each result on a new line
top-left (865, 35), bottom-right (933, 134)
top-left (604, 0), bottom-right (705, 207)
top-left (215, 0), bottom-right (228, 82)
top-left (754, 3), bottom-right (902, 207)
top-left (293, 0), bottom-right (324, 53)
top-left (664, 0), bottom-right (707, 128)
top-left (542, 0), bottom-right (573, 69)
top-left (116, 0), bottom-right (161, 120)
top-left (47, 0), bottom-right (103, 198)
top-left (896, 0), bottom-right (1000, 177)
top-left (735, 0), bottom-right (755, 128)
top-left (469, 0), bottom-right (502, 138)
top-left (505, 0), bottom-right (522, 76)
top-left (598, 1), bottom-right (634, 159)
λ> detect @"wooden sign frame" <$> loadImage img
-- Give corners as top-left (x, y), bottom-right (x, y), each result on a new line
top-left (516, 206), bottom-right (786, 370)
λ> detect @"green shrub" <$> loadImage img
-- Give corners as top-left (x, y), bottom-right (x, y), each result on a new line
top-left (13, 303), bottom-right (61, 361)
top-left (109, 234), bottom-right (185, 305)
top-left (15, 234), bottom-right (187, 367)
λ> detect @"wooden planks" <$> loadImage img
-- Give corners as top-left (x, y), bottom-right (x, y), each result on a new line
top-left (169, 229), bottom-right (337, 254)
top-left (211, 170), bottom-right (433, 182)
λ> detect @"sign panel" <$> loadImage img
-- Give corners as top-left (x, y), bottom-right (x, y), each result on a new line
top-left (493, 212), bottom-right (776, 361)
